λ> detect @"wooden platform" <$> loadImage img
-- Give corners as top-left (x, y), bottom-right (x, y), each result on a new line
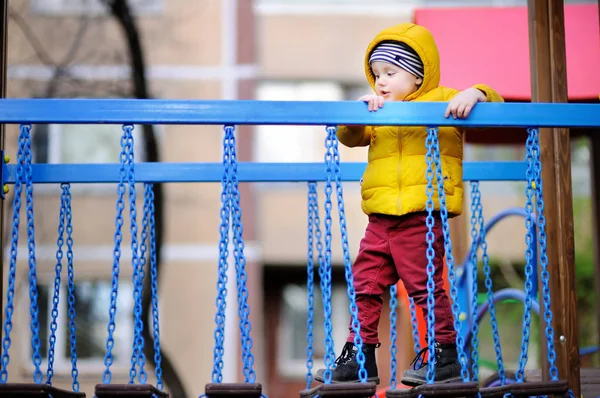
top-left (526, 368), bottom-right (600, 397)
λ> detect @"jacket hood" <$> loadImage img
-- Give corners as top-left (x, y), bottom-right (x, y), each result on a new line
top-left (364, 23), bottom-right (440, 101)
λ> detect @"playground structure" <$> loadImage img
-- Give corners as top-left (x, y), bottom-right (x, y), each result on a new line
top-left (1, 0), bottom-right (600, 397)
top-left (0, 99), bottom-right (597, 398)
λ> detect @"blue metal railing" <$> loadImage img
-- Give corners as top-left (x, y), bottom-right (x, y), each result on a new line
top-left (0, 99), bottom-right (598, 187)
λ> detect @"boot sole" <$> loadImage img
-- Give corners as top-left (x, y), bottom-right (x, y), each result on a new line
top-left (314, 375), bottom-right (380, 385)
top-left (401, 375), bottom-right (462, 387)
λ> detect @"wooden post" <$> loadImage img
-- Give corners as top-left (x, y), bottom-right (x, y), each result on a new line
top-left (527, 0), bottom-right (580, 395)
top-left (590, 133), bottom-right (600, 369)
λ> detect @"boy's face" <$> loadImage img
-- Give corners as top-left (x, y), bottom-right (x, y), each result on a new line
top-left (371, 61), bottom-right (423, 101)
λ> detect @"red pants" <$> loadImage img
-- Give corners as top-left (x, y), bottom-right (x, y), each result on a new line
top-left (347, 212), bottom-right (456, 345)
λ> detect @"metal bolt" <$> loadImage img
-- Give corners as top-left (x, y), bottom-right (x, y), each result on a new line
top-left (559, 335), bottom-right (566, 343)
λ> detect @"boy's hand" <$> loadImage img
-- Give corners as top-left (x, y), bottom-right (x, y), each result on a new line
top-left (445, 88), bottom-right (486, 119)
top-left (359, 94), bottom-right (385, 112)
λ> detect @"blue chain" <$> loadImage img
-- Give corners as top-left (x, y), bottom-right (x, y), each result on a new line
top-left (46, 184), bottom-right (69, 386)
top-left (23, 125), bottom-right (43, 383)
top-left (211, 127), bottom-right (232, 384)
top-left (429, 127), bottom-right (470, 382)
top-left (63, 184), bottom-right (80, 392)
top-left (134, 181), bottom-right (151, 384)
top-left (146, 184), bottom-right (164, 390)
top-left (103, 125), bottom-right (130, 384)
top-left (329, 125), bottom-right (367, 383)
top-left (226, 125), bottom-right (256, 383)
top-left (0, 128), bottom-right (27, 383)
top-left (121, 124), bottom-right (145, 384)
top-left (515, 128), bottom-right (537, 383)
top-left (409, 298), bottom-right (421, 354)
top-left (320, 127), bottom-right (336, 384)
top-left (468, 183), bottom-right (480, 382)
top-left (530, 127), bottom-right (559, 380)
top-left (423, 128), bottom-right (437, 385)
top-left (305, 182), bottom-right (317, 389)
top-left (471, 182), bottom-right (505, 384)
top-left (312, 184), bottom-right (326, 381)
top-left (389, 284), bottom-right (398, 389)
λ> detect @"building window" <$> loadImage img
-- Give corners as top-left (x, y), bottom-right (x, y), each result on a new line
top-left (254, 81), bottom-right (344, 163)
top-left (32, 124), bottom-right (146, 165)
top-left (33, 280), bottom-right (134, 374)
top-left (277, 283), bottom-right (350, 378)
top-left (30, 123), bottom-right (147, 194)
top-left (31, 0), bottom-right (164, 16)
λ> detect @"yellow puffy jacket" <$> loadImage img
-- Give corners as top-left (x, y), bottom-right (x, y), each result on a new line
top-left (337, 23), bottom-right (504, 217)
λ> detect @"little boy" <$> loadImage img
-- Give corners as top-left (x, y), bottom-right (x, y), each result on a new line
top-left (315, 23), bottom-right (503, 386)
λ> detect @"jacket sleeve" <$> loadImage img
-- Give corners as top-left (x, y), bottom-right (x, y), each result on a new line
top-left (336, 125), bottom-right (373, 147)
top-left (471, 84), bottom-right (504, 103)
top-left (442, 84), bottom-right (504, 103)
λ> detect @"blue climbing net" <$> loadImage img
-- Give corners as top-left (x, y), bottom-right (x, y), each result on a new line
top-left (0, 124), bottom-right (164, 394)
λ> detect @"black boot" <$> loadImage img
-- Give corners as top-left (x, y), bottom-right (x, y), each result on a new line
top-left (401, 342), bottom-right (462, 387)
top-left (314, 342), bottom-right (380, 384)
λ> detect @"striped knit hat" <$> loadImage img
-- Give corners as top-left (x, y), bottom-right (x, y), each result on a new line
top-left (369, 41), bottom-right (424, 79)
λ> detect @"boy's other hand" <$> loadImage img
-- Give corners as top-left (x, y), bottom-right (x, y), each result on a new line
top-left (359, 95), bottom-right (385, 112)
top-left (445, 88), bottom-right (486, 119)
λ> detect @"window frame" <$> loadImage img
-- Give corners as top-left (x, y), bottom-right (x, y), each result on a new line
top-left (30, 0), bottom-right (164, 17)
top-left (32, 123), bottom-right (151, 196)
top-left (20, 276), bottom-right (135, 378)
top-left (276, 283), bottom-right (350, 379)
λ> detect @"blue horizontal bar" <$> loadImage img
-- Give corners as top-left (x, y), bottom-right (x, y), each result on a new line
top-left (0, 99), bottom-right (598, 128)
top-left (3, 161), bottom-right (527, 184)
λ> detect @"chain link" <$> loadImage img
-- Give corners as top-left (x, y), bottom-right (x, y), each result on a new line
top-left (471, 182), bottom-right (505, 385)
top-left (312, 183), bottom-right (326, 383)
top-left (468, 183), bottom-right (480, 382)
top-left (146, 184), bottom-right (164, 390)
top-left (424, 128), bottom-right (437, 384)
top-left (119, 124), bottom-right (145, 384)
top-left (530, 128), bottom-right (559, 380)
top-left (103, 125), bottom-right (130, 384)
top-left (516, 128), bottom-right (537, 383)
top-left (328, 125), bottom-right (367, 383)
top-left (46, 184), bottom-right (68, 385)
top-left (225, 125), bottom-right (256, 383)
top-left (320, 128), bottom-right (336, 384)
top-left (134, 180), bottom-right (151, 384)
top-left (0, 128), bottom-right (27, 383)
top-left (211, 127), bottom-right (232, 384)
top-left (389, 284), bottom-right (398, 389)
top-left (409, 298), bottom-right (421, 354)
top-left (305, 182), bottom-right (318, 389)
top-left (63, 184), bottom-right (80, 392)
top-left (23, 125), bottom-right (43, 383)
top-left (429, 127), bottom-right (470, 382)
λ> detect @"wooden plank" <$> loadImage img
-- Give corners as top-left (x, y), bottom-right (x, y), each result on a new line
top-left (527, 0), bottom-right (580, 396)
